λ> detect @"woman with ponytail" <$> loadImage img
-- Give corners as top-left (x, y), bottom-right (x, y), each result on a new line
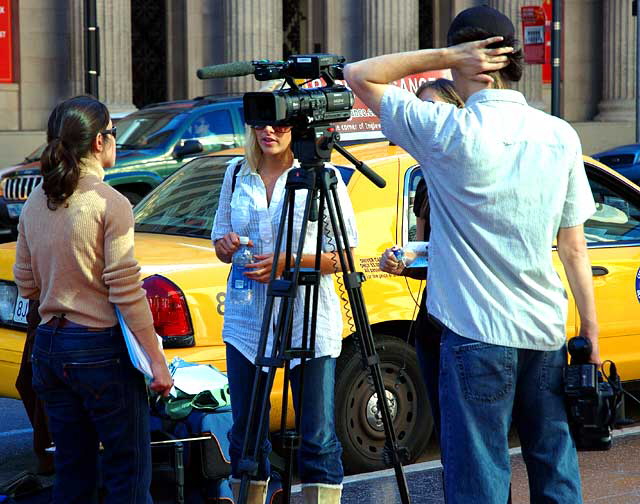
top-left (13, 95), bottom-right (173, 504)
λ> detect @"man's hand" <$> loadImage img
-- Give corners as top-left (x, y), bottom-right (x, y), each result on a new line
top-left (448, 36), bottom-right (513, 83)
top-left (579, 323), bottom-right (602, 366)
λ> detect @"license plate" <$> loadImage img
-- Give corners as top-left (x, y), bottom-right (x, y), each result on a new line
top-left (7, 203), bottom-right (24, 219)
top-left (13, 296), bottom-right (29, 324)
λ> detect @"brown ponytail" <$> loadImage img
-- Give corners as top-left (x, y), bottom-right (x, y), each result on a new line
top-left (41, 96), bottom-right (110, 210)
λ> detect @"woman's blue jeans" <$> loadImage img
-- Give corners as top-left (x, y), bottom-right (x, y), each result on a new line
top-left (439, 328), bottom-right (582, 504)
top-left (31, 324), bottom-right (152, 504)
top-left (225, 343), bottom-right (344, 484)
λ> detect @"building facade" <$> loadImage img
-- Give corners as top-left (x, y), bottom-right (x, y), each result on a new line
top-left (0, 0), bottom-right (636, 167)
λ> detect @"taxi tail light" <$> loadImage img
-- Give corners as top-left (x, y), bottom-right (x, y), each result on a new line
top-left (142, 275), bottom-right (195, 348)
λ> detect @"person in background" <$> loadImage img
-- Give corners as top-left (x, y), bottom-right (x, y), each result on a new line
top-left (212, 83), bottom-right (357, 504)
top-left (15, 300), bottom-right (53, 475)
top-left (13, 95), bottom-right (173, 504)
top-left (346, 5), bottom-right (598, 503)
top-left (379, 78), bottom-right (463, 444)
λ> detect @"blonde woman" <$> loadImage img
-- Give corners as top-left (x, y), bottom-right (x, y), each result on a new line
top-left (212, 84), bottom-right (357, 504)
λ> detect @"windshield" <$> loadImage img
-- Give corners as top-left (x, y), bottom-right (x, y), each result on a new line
top-left (134, 155), bottom-right (234, 237)
top-left (134, 155), bottom-right (356, 238)
top-left (25, 143), bottom-right (46, 162)
top-left (115, 110), bottom-right (185, 150)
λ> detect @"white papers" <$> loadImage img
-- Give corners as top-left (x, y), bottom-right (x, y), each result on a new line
top-left (115, 306), bottom-right (161, 379)
top-left (172, 364), bottom-right (228, 395)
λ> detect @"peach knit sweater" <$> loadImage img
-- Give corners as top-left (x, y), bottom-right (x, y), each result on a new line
top-left (13, 158), bottom-right (154, 334)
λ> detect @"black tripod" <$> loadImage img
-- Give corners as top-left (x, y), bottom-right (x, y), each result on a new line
top-left (236, 125), bottom-right (411, 504)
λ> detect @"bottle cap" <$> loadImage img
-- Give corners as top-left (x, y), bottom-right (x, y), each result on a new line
top-left (239, 236), bottom-right (250, 245)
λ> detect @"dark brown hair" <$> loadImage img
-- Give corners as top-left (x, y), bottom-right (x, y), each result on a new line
top-left (447, 27), bottom-right (524, 83)
top-left (41, 95), bottom-right (110, 209)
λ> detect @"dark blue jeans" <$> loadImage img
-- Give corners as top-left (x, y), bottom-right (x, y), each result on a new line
top-left (31, 324), bottom-right (152, 504)
top-left (225, 344), bottom-right (344, 484)
top-left (439, 328), bottom-right (582, 504)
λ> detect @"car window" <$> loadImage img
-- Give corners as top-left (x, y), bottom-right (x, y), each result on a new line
top-left (134, 156), bottom-right (234, 238)
top-left (24, 143), bottom-right (46, 162)
top-left (585, 166), bottom-right (640, 243)
top-left (181, 110), bottom-right (237, 150)
top-left (405, 167), bottom-right (424, 242)
top-left (116, 111), bottom-right (183, 149)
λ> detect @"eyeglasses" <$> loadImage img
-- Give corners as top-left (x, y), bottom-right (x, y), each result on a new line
top-left (252, 125), bottom-right (292, 134)
top-left (100, 127), bottom-right (117, 140)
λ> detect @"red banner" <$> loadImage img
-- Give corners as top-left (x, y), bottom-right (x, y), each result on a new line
top-left (0, 0), bottom-right (13, 83)
top-left (303, 70), bottom-right (451, 141)
top-left (542, 0), bottom-right (552, 84)
top-left (521, 5), bottom-right (546, 64)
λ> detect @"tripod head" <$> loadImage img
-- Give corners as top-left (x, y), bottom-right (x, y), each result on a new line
top-left (290, 124), bottom-right (386, 188)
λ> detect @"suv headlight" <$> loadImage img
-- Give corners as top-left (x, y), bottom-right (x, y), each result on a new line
top-left (0, 283), bottom-right (18, 322)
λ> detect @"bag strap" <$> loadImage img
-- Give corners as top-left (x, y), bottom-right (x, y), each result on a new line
top-left (230, 160), bottom-right (242, 194)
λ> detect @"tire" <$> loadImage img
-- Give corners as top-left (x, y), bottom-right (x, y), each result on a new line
top-left (335, 334), bottom-right (433, 474)
top-left (118, 190), bottom-right (144, 207)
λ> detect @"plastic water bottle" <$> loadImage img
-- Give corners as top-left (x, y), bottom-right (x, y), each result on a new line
top-left (230, 236), bottom-right (254, 305)
top-left (392, 247), bottom-right (405, 264)
top-left (392, 242), bottom-right (429, 268)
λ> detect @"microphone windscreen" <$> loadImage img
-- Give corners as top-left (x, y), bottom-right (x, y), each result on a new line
top-left (197, 61), bottom-right (255, 79)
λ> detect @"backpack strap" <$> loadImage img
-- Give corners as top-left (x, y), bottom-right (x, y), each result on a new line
top-left (231, 160), bottom-right (242, 194)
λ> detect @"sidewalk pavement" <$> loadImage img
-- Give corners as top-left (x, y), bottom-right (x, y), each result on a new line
top-left (295, 426), bottom-right (640, 504)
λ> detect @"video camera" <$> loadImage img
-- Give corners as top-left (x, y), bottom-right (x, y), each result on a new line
top-left (196, 52), bottom-right (357, 144)
top-left (242, 54), bottom-right (354, 128)
top-left (564, 336), bottom-right (622, 451)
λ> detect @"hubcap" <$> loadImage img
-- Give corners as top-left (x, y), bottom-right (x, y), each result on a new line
top-left (365, 389), bottom-right (398, 431)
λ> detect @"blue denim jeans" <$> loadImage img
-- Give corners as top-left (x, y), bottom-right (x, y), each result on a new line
top-left (225, 344), bottom-right (344, 484)
top-left (31, 324), bottom-right (152, 504)
top-left (439, 328), bottom-right (582, 504)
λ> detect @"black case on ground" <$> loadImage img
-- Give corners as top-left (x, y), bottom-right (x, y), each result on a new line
top-left (150, 434), bottom-right (185, 504)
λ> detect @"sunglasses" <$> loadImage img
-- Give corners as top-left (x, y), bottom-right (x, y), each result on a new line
top-left (252, 125), bottom-right (292, 134)
top-left (100, 127), bottom-right (117, 140)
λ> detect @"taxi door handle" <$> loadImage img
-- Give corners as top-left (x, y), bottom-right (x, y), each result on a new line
top-left (592, 266), bottom-right (609, 276)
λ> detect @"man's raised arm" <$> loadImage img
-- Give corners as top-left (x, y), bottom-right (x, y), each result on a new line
top-left (343, 37), bottom-right (512, 115)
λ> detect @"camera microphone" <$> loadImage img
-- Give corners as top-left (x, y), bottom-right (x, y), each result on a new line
top-left (197, 61), bottom-right (256, 80)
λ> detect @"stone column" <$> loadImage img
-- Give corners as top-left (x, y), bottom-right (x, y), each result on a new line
top-left (324, 0), bottom-right (365, 63)
top-left (223, 0), bottom-right (283, 94)
top-left (489, 0), bottom-right (545, 110)
top-left (68, 0), bottom-right (135, 113)
top-left (68, 0), bottom-right (85, 97)
top-left (362, 0), bottom-right (419, 58)
top-left (97, 0), bottom-right (135, 114)
top-left (596, 0), bottom-right (636, 122)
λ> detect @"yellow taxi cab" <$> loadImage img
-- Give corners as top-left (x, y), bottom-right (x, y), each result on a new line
top-left (0, 142), bottom-right (639, 474)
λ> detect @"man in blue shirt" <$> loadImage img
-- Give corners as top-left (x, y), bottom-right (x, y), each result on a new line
top-left (345, 6), bottom-right (598, 503)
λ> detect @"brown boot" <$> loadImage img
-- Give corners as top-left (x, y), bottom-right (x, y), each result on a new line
top-left (231, 479), bottom-right (268, 504)
top-left (302, 484), bottom-right (342, 504)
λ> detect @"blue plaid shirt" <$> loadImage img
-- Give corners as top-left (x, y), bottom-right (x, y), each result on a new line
top-left (381, 86), bottom-right (595, 350)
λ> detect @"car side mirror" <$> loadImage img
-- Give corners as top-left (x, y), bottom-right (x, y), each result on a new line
top-left (174, 140), bottom-right (203, 159)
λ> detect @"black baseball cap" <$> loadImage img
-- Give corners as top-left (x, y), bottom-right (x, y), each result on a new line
top-left (447, 6), bottom-right (515, 47)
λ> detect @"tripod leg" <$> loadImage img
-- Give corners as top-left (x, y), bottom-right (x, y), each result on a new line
top-left (318, 169), bottom-right (412, 504)
top-left (237, 169), bottom-right (321, 504)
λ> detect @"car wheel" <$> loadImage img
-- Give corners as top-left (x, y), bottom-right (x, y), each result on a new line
top-left (118, 190), bottom-right (144, 207)
top-left (335, 334), bottom-right (433, 474)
